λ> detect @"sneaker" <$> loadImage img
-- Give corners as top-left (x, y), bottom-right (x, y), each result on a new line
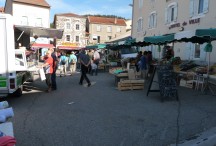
top-left (87, 83), bottom-right (91, 87)
top-left (79, 82), bottom-right (83, 85)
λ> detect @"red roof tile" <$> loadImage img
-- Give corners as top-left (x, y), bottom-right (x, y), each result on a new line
top-left (55, 13), bottom-right (85, 18)
top-left (88, 16), bottom-right (126, 26)
top-left (13, 0), bottom-right (50, 8)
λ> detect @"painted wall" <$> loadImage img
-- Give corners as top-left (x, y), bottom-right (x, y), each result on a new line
top-left (132, 0), bottom-right (216, 63)
top-left (55, 16), bottom-right (87, 47)
top-left (13, 3), bottom-right (50, 28)
top-left (88, 23), bottom-right (127, 44)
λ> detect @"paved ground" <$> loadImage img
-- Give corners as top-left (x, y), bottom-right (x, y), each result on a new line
top-left (4, 71), bottom-right (216, 146)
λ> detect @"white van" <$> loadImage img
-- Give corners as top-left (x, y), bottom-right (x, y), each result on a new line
top-left (0, 14), bottom-right (34, 97)
top-left (120, 46), bottom-right (137, 59)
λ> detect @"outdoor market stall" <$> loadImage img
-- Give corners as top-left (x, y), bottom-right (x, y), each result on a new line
top-left (144, 28), bottom-right (216, 97)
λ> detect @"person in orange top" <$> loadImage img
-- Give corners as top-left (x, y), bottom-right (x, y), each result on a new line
top-left (41, 50), bottom-right (53, 92)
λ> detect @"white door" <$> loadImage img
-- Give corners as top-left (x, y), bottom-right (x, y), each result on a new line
top-left (0, 17), bottom-right (8, 90)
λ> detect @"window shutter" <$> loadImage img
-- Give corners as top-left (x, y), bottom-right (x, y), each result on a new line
top-left (189, 0), bottom-right (194, 17)
top-left (174, 3), bottom-right (178, 22)
top-left (165, 8), bottom-right (168, 24)
top-left (185, 43), bottom-right (192, 60)
top-left (200, 43), bottom-right (207, 61)
top-left (154, 13), bottom-right (157, 28)
top-left (203, 0), bottom-right (209, 13)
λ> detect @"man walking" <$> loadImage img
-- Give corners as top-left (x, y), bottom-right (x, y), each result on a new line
top-left (79, 49), bottom-right (91, 87)
top-left (68, 51), bottom-right (77, 76)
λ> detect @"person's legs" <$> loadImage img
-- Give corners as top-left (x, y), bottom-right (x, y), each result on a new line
top-left (69, 64), bottom-right (73, 75)
top-left (95, 62), bottom-right (99, 75)
top-left (51, 72), bottom-right (57, 90)
top-left (63, 65), bottom-right (67, 76)
top-left (88, 64), bottom-right (92, 74)
top-left (72, 64), bottom-right (76, 74)
top-left (60, 65), bottom-right (63, 77)
top-left (82, 65), bottom-right (91, 85)
top-left (79, 65), bottom-right (85, 84)
top-left (45, 73), bottom-right (52, 92)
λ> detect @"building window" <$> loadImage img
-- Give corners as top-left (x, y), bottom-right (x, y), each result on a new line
top-left (66, 35), bottom-right (70, 42)
top-left (97, 36), bottom-right (101, 43)
top-left (21, 16), bottom-right (28, 25)
top-left (66, 23), bottom-right (70, 29)
top-left (117, 27), bottom-right (121, 32)
top-left (35, 18), bottom-right (42, 27)
top-left (190, 0), bottom-right (209, 17)
top-left (76, 24), bottom-right (80, 30)
top-left (165, 2), bottom-right (178, 24)
top-left (139, 0), bottom-right (143, 8)
top-left (137, 17), bottom-right (143, 32)
top-left (96, 25), bottom-right (101, 32)
top-left (108, 36), bottom-right (112, 40)
top-left (148, 12), bottom-right (157, 29)
top-left (75, 36), bottom-right (79, 42)
top-left (92, 35), bottom-right (97, 40)
top-left (107, 26), bottom-right (112, 32)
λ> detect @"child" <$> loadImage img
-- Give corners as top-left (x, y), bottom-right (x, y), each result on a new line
top-left (90, 61), bottom-right (97, 76)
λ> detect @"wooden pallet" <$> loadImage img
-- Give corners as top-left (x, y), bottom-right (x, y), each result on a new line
top-left (118, 79), bottom-right (144, 91)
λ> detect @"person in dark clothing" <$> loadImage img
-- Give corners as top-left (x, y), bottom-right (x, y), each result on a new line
top-left (49, 48), bottom-right (58, 90)
top-left (79, 49), bottom-right (91, 87)
top-left (135, 51), bottom-right (142, 72)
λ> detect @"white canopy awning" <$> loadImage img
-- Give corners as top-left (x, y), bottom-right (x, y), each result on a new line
top-left (15, 25), bottom-right (64, 39)
top-left (174, 30), bottom-right (196, 40)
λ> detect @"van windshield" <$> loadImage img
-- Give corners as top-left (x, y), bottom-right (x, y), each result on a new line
top-left (120, 46), bottom-right (137, 54)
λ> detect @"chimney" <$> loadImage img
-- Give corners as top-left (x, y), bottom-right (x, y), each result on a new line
top-left (114, 17), bottom-right (117, 24)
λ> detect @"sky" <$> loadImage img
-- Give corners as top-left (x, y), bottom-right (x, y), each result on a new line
top-left (0, 0), bottom-right (132, 22)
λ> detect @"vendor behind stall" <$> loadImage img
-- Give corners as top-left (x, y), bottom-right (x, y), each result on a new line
top-left (163, 46), bottom-right (174, 61)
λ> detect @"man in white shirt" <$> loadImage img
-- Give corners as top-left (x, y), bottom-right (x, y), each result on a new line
top-left (93, 49), bottom-right (100, 75)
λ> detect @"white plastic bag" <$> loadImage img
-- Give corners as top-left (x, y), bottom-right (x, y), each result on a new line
top-left (39, 68), bottom-right (46, 81)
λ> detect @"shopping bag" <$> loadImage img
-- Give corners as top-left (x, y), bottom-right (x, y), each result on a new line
top-left (39, 68), bottom-right (46, 81)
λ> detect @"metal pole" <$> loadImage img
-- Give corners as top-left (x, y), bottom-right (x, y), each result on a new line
top-left (17, 31), bottom-right (24, 41)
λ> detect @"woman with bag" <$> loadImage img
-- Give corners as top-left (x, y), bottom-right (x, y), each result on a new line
top-left (40, 50), bottom-right (53, 92)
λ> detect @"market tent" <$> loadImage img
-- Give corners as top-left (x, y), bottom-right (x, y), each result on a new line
top-left (57, 46), bottom-right (82, 50)
top-left (86, 44), bottom-right (106, 49)
top-left (31, 43), bottom-right (54, 48)
top-left (144, 34), bottom-right (175, 45)
top-left (175, 28), bottom-right (216, 77)
top-left (196, 28), bottom-right (216, 38)
top-left (15, 25), bottom-right (64, 39)
top-left (124, 38), bottom-right (136, 45)
top-left (174, 28), bottom-right (216, 44)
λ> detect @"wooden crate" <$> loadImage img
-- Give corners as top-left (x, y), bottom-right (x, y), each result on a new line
top-left (118, 79), bottom-right (144, 91)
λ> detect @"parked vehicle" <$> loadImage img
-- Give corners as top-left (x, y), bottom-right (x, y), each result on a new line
top-left (120, 46), bottom-right (137, 59)
top-left (0, 14), bottom-right (34, 97)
